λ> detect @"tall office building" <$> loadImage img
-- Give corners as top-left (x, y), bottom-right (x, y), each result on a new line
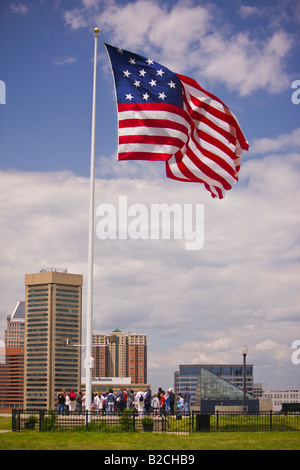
top-left (24, 269), bottom-right (83, 409)
top-left (92, 329), bottom-right (147, 384)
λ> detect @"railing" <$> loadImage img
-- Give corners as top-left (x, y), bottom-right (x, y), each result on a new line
top-left (193, 410), bottom-right (300, 432)
top-left (12, 409), bottom-right (192, 433)
top-left (12, 409), bottom-right (300, 433)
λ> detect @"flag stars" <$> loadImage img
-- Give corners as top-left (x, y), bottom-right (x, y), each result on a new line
top-left (110, 46), bottom-right (181, 105)
top-left (158, 92), bottom-right (167, 100)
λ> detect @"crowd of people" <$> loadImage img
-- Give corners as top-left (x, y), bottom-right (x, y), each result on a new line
top-left (56, 386), bottom-right (191, 416)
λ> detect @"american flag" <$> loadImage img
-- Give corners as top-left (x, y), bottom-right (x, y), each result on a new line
top-left (105, 44), bottom-right (249, 199)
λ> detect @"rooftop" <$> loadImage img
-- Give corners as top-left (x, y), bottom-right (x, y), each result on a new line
top-left (8, 301), bottom-right (25, 321)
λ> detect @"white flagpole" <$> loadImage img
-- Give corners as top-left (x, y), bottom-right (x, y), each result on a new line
top-left (85, 27), bottom-right (99, 416)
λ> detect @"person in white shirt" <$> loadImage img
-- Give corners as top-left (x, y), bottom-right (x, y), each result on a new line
top-left (135, 388), bottom-right (144, 414)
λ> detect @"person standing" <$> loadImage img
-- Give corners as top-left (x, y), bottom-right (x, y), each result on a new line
top-left (168, 388), bottom-right (175, 414)
top-left (127, 389), bottom-right (134, 409)
top-left (144, 388), bottom-right (152, 413)
top-left (57, 389), bottom-right (65, 415)
top-left (76, 391), bottom-right (83, 414)
top-left (152, 393), bottom-right (160, 415)
top-left (106, 388), bottom-right (116, 415)
top-left (94, 392), bottom-right (103, 414)
top-left (177, 394), bottom-right (184, 414)
top-left (183, 387), bottom-right (191, 415)
top-left (123, 388), bottom-right (128, 410)
top-left (160, 391), bottom-right (166, 416)
top-left (165, 391), bottom-right (170, 415)
top-left (65, 393), bottom-right (70, 415)
top-left (101, 392), bottom-right (106, 415)
top-left (116, 388), bottom-right (124, 413)
top-left (135, 388), bottom-right (144, 414)
top-left (69, 389), bottom-right (76, 413)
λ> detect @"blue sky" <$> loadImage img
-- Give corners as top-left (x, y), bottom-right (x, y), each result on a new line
top-left (0, 0), bottom-right (300, 393)
top-left (1, 0), bottom-right (299, 175)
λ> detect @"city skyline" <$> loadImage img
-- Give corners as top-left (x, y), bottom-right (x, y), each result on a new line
top-left (0, 0), bottom-right (300, 393)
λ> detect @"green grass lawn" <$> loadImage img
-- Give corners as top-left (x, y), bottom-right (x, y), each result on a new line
top-left (0, 415), bottom-right (299, 450)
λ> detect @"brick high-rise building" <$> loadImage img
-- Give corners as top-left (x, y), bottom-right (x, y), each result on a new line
top-left (24, 269), bottom-right (83, 409)
top-left (92, 329), bottom-right (147, 384)
top-left (92, 334), bottom-right (107, 378)
top-left (127, 333), bottom-right (147, 384)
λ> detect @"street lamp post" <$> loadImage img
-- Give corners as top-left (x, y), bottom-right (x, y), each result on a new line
top-left (242, 345), bottom-right (248, 412)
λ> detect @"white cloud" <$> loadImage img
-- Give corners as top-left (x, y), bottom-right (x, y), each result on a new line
top-left (1, 129), bottom-right (299, 390)
top-left (201, 30), bottom-right (293, 96)
top-left (251, 127), bottom-right (300, 154)
top-left (64, 8), bottom-right (89, 30)
top-left (10, 3), bottom-right (28, 15)
top-left (239, 5), bottom-right (268, 18)
top-left (52, 57), bottom-right (77, 66)
top-left (255, 340), bottom-right (278, 351)
top-left (63, 0), bottom-right (294, 96)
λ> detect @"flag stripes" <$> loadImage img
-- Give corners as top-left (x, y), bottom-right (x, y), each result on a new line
top-left (117, 102), bottom-right (191, 161)
top-left (166, 74), bottom-right (248, 198)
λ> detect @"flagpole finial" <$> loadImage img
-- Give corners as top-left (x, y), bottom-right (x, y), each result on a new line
top-left (94, 27), bottom-right (99, 35)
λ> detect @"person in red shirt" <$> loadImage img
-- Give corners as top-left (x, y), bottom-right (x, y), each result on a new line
top-left (160, 391), bottom-right (166, 416)
top-left (123, 388), bottom-right (128, 411)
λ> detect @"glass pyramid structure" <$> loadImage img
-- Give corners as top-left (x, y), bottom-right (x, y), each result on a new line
top-left (194, 367), bottom-right (258, 412)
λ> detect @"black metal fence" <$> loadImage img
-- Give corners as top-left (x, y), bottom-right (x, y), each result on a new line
top-left (194, 411), bottom-right (300, 432)
top-left (12, 409), bottom-right (300, 433)
top-left (12, 409), bottom-right (192, 433)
